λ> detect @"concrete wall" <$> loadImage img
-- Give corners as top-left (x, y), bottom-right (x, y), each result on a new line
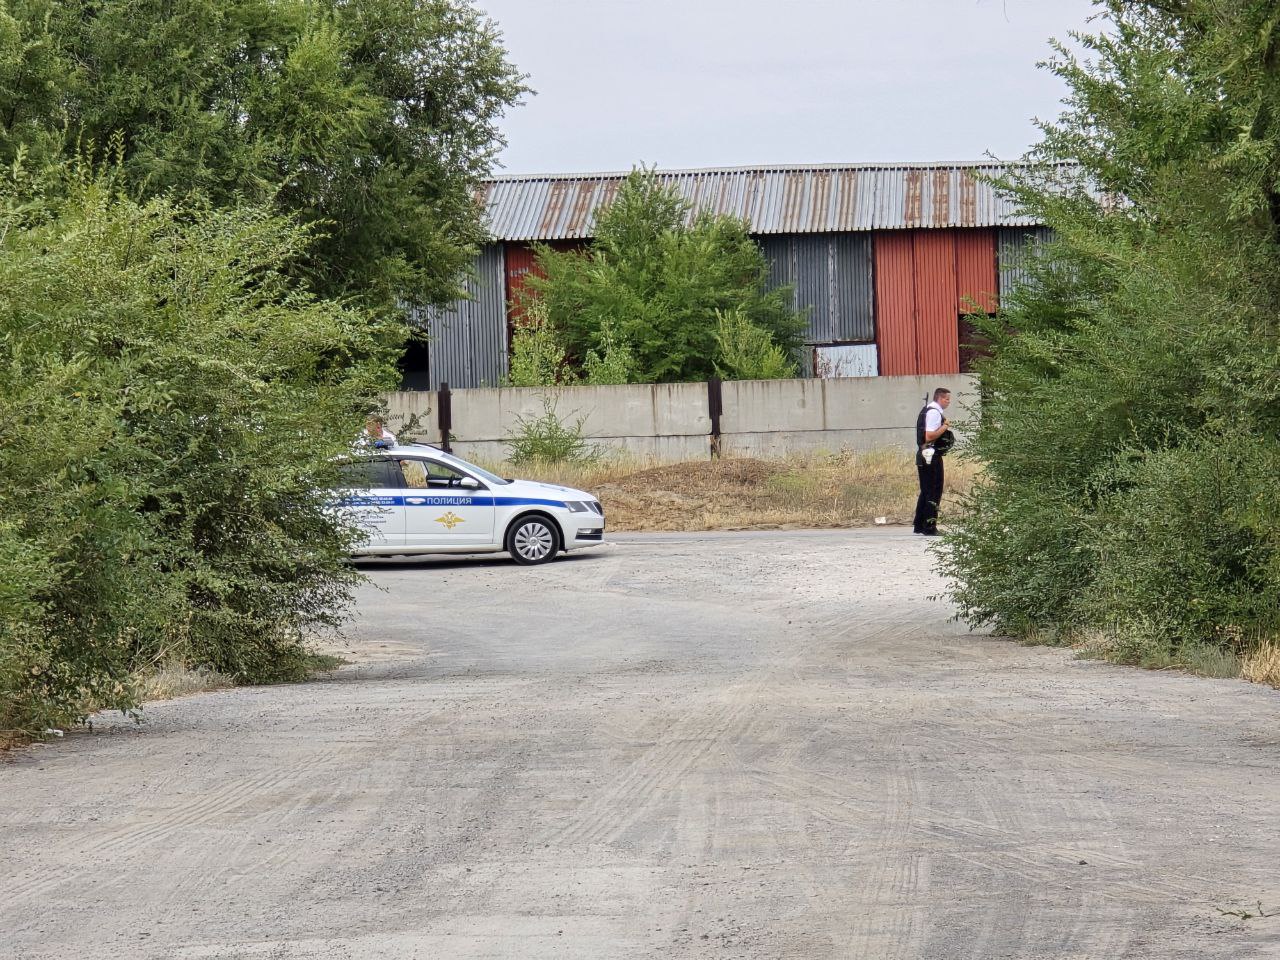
top-left (720, 375), bottom-right (979, 457)
top-left (383, 390), bottom-right (442, 444)
top-left (384, 374), bottom-right (979, 462)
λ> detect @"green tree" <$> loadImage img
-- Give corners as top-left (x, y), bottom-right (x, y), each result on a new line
top-left (527, 169), bottom-right (806, 383)
top-left (943, 2), bottom-right (1280, 664)
top-left (0, 164), bottom-right (399, 736)
top-left (0, 0), bottom-right (526, 312)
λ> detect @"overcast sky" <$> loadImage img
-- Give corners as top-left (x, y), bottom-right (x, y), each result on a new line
top-left (474, 0), bottom-right (1101, 175)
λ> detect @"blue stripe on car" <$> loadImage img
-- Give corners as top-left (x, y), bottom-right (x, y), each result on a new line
top-left (339, 494), bottom-right (567, 509)
top-left (491, 497), bottom-right (567, 508)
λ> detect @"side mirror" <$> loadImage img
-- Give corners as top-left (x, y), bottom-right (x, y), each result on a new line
top-left (458, 476), bottom-right (481, 490)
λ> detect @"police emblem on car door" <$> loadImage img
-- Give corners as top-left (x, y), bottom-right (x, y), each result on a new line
top-left (395, 458), bottom-right (496, 546)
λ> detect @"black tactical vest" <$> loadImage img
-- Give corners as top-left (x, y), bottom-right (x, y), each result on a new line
top-left (917, 403), bottom-right (955, 456)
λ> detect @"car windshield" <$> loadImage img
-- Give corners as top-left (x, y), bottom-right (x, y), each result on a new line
top-left (433, 450), bottom-right (511, 486)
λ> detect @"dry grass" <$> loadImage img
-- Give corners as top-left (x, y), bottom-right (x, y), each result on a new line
top-left (1242, 640), bottom-right (1280, 687)
top-left (485, 450), bottom-right (980, 531)
top-left (1070, 630), bottom-right (1280, 689)
top-left (131, 661), bottom-right (232, 702)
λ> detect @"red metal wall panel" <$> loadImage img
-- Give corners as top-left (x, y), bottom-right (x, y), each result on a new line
top-left (913, 231), bottom-right (960, 375)
top-left (874, 230), bottom-right (969, 376)
top-left (873, 232), bottom-right (918, 375)
top-left (504, 243), bottom-right (540, 325)
top-left (954, 228), bottom-right (998, 314)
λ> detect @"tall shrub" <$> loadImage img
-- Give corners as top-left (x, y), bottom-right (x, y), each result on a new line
top-left (943, 2), bottom-right (1280, 663)
top-left (506, 299), bottom-right (576, 387)
top-left (714, 307), bottom-right (798, 380)
top-left (0, 167), bottom-right (399, 736)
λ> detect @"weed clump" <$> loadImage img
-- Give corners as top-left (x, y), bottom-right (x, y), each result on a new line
top-left (505, 396), bottom-right (601, 466)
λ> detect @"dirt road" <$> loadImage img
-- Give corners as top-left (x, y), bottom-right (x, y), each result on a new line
top-left (3, 530), bottom-right (1279, 959)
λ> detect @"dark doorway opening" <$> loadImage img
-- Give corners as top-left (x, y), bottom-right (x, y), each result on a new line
top-left (399, 335), bottom-right (432, 390)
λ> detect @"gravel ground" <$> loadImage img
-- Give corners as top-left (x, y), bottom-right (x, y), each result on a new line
top-left (2, 529), bottom-right (1279, 959)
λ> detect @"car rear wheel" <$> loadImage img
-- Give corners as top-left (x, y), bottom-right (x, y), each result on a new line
top-left (506, 515), bottom-right (559, 565)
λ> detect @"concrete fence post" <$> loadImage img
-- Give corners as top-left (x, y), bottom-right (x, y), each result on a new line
top-left (707, 377), bottom-right (723, 460)
top-left (438, 382), bottom-right (452, 453)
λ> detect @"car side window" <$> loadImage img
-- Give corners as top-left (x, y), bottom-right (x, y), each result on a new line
top-left (398, 459), bottom-right (429, 489)
top-left (336, 459), bottom-right (397, 489)
top-left (396, 459), bottom-right (471, 489)
top-left (426, 461), bottom-right (469, 488)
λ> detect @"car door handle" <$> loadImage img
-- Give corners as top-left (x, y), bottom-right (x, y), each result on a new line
top-left (405, 497), bottom-right (426, 504)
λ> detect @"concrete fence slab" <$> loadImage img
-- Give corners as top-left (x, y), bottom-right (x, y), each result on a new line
top-left (383, 373), bottom-right (980, 462)
top-left (821, 375), bottom-right (980, 431)
top-left (720, 428), bottom-right (918, 459)
top-left (721, 379), bottom-right (827, 434)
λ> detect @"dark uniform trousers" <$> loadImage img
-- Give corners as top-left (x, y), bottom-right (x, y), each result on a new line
top-left (913, 454), bottom-right (944, 534)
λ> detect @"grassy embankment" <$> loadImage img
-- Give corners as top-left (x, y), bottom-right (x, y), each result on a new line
top-left (493, 450), bottom-right (979, 531)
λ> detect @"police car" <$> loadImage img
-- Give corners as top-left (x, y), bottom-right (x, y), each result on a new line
top-left (335, 444), bottom-right (605, 564)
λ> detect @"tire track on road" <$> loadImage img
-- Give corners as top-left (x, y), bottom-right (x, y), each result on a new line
top-left (1, 748), bottom-right (338, 908)
top-left (836, 622), bottom-right (930, 959)
top-left (548, 671), bottom-right (772, 849)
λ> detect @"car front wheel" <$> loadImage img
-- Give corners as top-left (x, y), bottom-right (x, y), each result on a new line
top-left (506, 515), bottom-right (559, 565)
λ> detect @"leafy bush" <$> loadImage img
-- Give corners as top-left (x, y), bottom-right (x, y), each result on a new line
top-left (505, 396), bottom-right (600, 466)
top-left (942, 2), bottom-right (1280, 665)
top-left (506, 299), bottom-right (576, 387)
top-left (0, 168), bottom-right (398, 737)
top-left (714, 308), bottom-right (798, 380)
top-left (1082, 435), bottom-right (1280, 654)
top-left (580, 315), bottom-right (638, 385)
top-left (581, 343), bottom-right (636, 385)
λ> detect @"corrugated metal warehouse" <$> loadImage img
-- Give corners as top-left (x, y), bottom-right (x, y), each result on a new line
top-left (409, 162), bottom-right (1057, 389)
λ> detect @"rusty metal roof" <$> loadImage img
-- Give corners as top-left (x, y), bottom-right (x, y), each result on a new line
top-left (476, 162), bottom-right (1060, 240)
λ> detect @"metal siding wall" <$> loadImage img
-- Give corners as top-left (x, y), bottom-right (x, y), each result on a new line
top-left (997, 226), bottom-right (1055, 300)
top-left (954, 229), bottom-right (998, 314)
top-left (421, 244), bottom-right (507, 389)
top-left (812, 343), bottom-right (878, 378)
top-left (758, 235), bottom-right (796, 307)
top-left (913, 231), bottom-right (960, 375)
top-left (834, 233), bottom-right (874, 341)
top-left (793, 234), bottom-right (835, 342)
top-left (760, 233), bottom-right (874, 345)
top-left (874, 232), bottom-right (918, 375)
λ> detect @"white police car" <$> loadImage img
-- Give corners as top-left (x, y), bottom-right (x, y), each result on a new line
top-left (335, 444), bottom-right (605, 564)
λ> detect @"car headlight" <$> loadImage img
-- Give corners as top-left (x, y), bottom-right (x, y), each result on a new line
top-left (565, 501), bottom-right (591, 513)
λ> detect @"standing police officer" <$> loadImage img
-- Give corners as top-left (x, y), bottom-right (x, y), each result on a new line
top-left (913, 387), bottom-right (952, 536)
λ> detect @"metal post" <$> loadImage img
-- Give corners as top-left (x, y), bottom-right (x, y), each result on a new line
top-left (438, 382), bottom-right (452, 453)
top-left (707, 377), bottom-right (722, 460)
